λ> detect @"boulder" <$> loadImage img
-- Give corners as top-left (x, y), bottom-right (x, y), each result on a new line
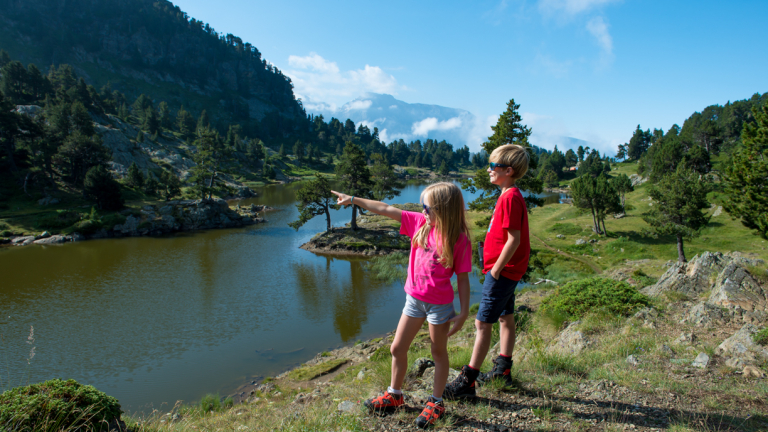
top-left (680, 302), bottom-right (728, 327)
top-left (626, 355), bottom-right (640, 366)
top-left (33, 235), bottom-right (68, 245)
top-left (629, 174), bottom-right (648, 186)
top-left (547, 321), bottom-right (591, 355)
top-left (37, 196), bottom-right (60, 206)
top-left (575, 239), bottom-right (586, 245)
top-left (707, 263), bottom-right (767, 312)
top-left (643, 252), bottom-right (731, 297)
top-left (715, 324), bottom-right (768, 367)
top-left (692, 352), bottom-right (710, 369)
top-left (114, 215), bottom-right (141, 235)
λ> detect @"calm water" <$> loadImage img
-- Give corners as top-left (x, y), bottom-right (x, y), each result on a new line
top-left (0, 181), bottom-right (560, 412)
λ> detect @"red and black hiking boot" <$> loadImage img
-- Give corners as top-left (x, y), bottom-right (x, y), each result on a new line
top-left (443, 365), bottom-right (478, 400)
top-left (363, 391), bottom-right (405, 413)
top-left (415, 396), bottom-right (446, 429)
top-left (477, 355), bottom-right (514, 387)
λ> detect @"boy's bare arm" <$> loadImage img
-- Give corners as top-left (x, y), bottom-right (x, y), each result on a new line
top-left (447, 272), bottom-right (470, 337)
top-left (490, 229), bottom-right (521, 279)
top-left (330, 190), bottom-right (402, 222)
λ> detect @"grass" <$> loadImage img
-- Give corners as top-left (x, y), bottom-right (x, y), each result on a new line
top-left (286, 358), bottom-right (347, 381)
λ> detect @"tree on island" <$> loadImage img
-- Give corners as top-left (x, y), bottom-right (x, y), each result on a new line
top-left (189, 127), bottom-right (231, 199)
top-left (643, 165), bottom-right (710, 263)
top-left (723, 101), bottom-right (768, 239)
top-left (288, 174), bottom-right (338, 232)
top-left (461, 98), bottom-right (542, 223)
top-left (370, 153), bottom-right (403, 201)
top-left (336, 141), bottom-right (372, 230)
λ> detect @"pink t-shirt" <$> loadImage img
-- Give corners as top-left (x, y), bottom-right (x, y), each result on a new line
top-left (399, 211), bottom-right (472, 305)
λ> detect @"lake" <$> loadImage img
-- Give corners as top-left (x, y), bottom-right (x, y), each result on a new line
top-left (0, 181), bottom-right (561, 412)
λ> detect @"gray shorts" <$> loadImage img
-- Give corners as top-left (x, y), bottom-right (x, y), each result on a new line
top-left (403, 294), bottom-right (456, 325)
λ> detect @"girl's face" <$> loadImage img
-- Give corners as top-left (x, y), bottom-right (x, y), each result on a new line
top-left (422, 196), bottom-right (436, 227)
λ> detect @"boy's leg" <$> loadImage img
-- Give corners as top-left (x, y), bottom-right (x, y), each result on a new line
top-left (498, 312), bottom-right (516, 356)
top-left (427, 321), bottom-right (451, 398)
top-left (469, 319), bottom-right (494, 369)
top-left (390, 314), bottom-right (426, 390)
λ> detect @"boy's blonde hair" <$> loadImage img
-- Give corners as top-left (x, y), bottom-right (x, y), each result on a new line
top-left (412, 182), bottom-right (471, 269)
top-left (489, 144), bottom-right (530, 181)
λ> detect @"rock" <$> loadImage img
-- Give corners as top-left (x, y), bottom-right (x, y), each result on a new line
top-left (643, 252), bottom-right (731, 297)
top-left (11, 236), bottom-right (35, 245)
top-left (547, 321), bottom-right (591, 355)
top-left (692, 352), bottom-right (710, 369)
top-left (712, 206), bottom-right (723, 217)
top-left (37, 196), bottom-right (60, 206)
top-left (613, 213), bottom-right (625, 219)
top-left (626, 355), bottom-right (640, 366)
top-left (726, 357), bottom-right (746, 369)
top-left (412, 358), bottom-right (435, 378)
top-left (33, 235), bottom-right (68, 245)
top-left (575, 239), bottom-right (586, 245)
top-left (629, 174), bottom-right (648, 187)
top-left (556, 234), bottom-right (565, 239)
top-left (661, 344), bottom-right (675, 357)
top-left (633, 307), bottom-right (659, 321)
top-left (407, 390), bottom-right (432, 405)
top-left (337, 400), bottom-right (358, 414)
top-left (71, 232), bottom-right (85, 242)
top-left (743, 365), bottom-right (766, 378)
top-left (14, 105), bottom-right (44, 119)
top-left (716, 324), bottom-right (768, 366)
top-left (680, 302), bottom-right (728, 327)
top-left (356, 369), bottom-right (366, 381)
top-left (707, 263), bottom-right (768, 312)
top-left (422, 367), bottom-right (460, 390)
top-left (675, 332), bottom-right (696, 345)
top-left (36, 231), bottom-right (51, 239)
top-left (114, 215), bottom-right (141, 235)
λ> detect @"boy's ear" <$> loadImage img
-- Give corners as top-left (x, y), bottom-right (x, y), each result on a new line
top-left (507, 167), bottom-right (515, 178)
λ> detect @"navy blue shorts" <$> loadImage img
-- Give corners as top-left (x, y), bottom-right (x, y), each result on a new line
top-left (476, 273), bottom-right (518, 324)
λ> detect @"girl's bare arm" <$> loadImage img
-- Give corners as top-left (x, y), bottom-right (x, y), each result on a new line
top-left (331, 191), bottom-right (402, 223)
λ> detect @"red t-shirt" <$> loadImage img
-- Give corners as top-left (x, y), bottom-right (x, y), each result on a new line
top-left (483, 187), bottom-right (530, 281)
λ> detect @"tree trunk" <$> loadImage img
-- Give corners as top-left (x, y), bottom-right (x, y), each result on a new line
top-left (676, 234), bottom-right (687, 263)
top-left (324, 204), bottom-right (331, 232)
top-left (601, 217), bottom-right (607, 237)
top-left (351, 204), bottom-right (358, 230)
top-left (590, 205), bottom-right (600, 234)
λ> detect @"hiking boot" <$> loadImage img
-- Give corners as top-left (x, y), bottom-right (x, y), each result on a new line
top-left (443, 365), bottom-right (478, 400)
top-left (477, 355), bottom-right (513, 387)
top-left (414, 396), bottom-right (446, 429)
top-left (363, 391), bottom-right (404, 413)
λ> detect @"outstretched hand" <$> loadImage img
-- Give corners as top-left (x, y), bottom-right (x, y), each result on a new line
top-left (446, 312), bottom-right (468, 337)
top-left (330, 190), bottom-right (352, 207)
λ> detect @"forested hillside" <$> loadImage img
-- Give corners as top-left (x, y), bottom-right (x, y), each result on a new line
top-left (0, 0), bottom-right (306, 138)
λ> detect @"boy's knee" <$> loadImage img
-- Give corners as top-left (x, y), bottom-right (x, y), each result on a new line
top-left (499, 315), bottom-right (516, 326)
top-left (475, 320), bottom-right (493, 333)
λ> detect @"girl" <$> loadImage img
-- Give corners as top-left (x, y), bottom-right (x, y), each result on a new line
top-left (331, 182), bottom-right (471, 429)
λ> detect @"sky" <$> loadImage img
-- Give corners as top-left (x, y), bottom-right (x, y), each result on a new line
top-left (170, 0), bottom-right (768, 155)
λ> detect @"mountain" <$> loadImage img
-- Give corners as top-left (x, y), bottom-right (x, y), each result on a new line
top-left (0, 0), bottom-right (306, 137)
top-left (309, 93), bottom-right (480, 149)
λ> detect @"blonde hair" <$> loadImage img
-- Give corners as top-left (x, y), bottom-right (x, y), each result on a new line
top-left (412, 182), bottom-right (471, 269)
top-left (489, 144), bottom-right (530, 181)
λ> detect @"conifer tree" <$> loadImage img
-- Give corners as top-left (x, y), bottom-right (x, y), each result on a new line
top-left (288, 175), bottom-right (338, 232)
top-left (370, 153), bottom-right (403, 201)
top-left (160, 169), bottom-right (181, 201)
top-left (84, 165), bottom-right (123, 210)
top-left (158, 102), bottom-right (171, 130)
top-left (125, 162), bottom-right (145, 189)
top-left (723, 101), bottom-right (768, 239)
top-left (611, 173), bottom-right (634, 212)
top-left (336, 141), bottom-right (372, 230)
top-left (643, 165), bottom-right (710, 262)
top-left (293, 140), bottom-right (305, 161)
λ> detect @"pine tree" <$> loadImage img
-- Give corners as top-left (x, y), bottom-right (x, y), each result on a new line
top-left (293, 139), bottom-right (305, 161)
top-left (461, 99), bottom-right (542, 217)
top-left (176, 106), bottom-right (194, 139)
top-left (723, 101), bottom-right (768, 239)
top-left (84, 165), bottom-right (123, 210)
top-left (336, 141), bottom-right (373, 230)
top-left (370, 153), bottom-right (403, 201)
top-left (125, 162), bottom-right (145, 189)
top-left (643, 165), bottom-right (710, 262)
top-left (158, 102), bottom-right (171, 130)
top-left (288, 175), bottom-right (338, 232)
top-left (611, 173), bottom-right (634, 212)
top-left (279, 144), bottom-right (286, 158)
top-left (160, 169), bottom-right (181, 201)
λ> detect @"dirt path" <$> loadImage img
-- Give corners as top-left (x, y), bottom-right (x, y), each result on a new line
top-left (531, 233), bottom-right (603, 274)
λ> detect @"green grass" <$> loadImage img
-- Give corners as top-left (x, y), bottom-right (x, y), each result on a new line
top-left (285, 358), bottom-right (347, 381)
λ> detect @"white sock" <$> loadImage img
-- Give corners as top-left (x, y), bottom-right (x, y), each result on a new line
top-left (387, 386), bottom-right (402, 395)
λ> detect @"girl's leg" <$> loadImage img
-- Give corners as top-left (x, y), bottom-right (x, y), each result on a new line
top-left (428, 321), bottom-right (452, 398)
top-left (390, 314), bottom-right (426, 390)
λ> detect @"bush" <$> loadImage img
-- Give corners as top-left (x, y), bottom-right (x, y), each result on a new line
top-left (0, 379), bottom-right (121, 432)
top-left (34, 211), bottom-right (80, 230)
top-left (754, 327), bottom-right (768, 346)
top-left (540, 277), bottom-right (649, 319)
top-left (547, 223), bottom-right (583, 236)
top-left (72, 219), bottom-right (102, 235)
top-left (199, 394), bottom-right (233, 413)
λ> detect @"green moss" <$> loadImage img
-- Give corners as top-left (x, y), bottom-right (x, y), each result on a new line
top-left (754, 327), bottom-right (768, 346)
top-left (286, 359), bottom-right (347, 381)
top-left (0, 379), bottom-right (122, 432)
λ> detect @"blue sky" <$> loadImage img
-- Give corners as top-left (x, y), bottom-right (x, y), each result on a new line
top-left (171, 0), bottom-right (768, 154)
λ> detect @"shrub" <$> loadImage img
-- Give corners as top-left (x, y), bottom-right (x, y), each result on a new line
top-left (0, 379), bottom-right (121, 432)
top-left (548, 223), bottom-right (583, 236)
top-left (34, 211), bottom-right (80, 230)
top-left (754, 327), bottom-right (768, 346)
top-left (199, 394), bottom-right (233, 413)
top-left (72, 219), bottom-right (102, 235)
top-left (540, 277), bottom-right (649, 319)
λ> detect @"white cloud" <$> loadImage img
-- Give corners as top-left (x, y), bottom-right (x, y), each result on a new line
top-left (389, 105), bottom-right (398, 109)
top-left (531, 54), bottom-right (573, 78)
top-left (586, 16), bottom-right (613, 61)
top-left (411, 117), bottom-right (463, 137)
top-left (538, 0), bottom-right (621, 16)
top-left (285, 52), bottom-right (402, 111)
top-left (345, 100), bottom-right (373, 111)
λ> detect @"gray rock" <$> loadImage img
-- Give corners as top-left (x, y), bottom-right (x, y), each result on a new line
top-left (114, 215), bottom-right (141, 235)
top-left (626, 355), bottom-right (640, 366)
top-left (661, 344), bottom-right (675, 356)
top-left (12, 236), bottom-right (35, 245)
top-left (37, 196), bottom-right (59, 206)
top-left (629, 174), bottom-right (648, 187)
top-left (547, 321), bottom-right (591, 355)
top-left (716, 324), bottom-right (768, 366)
top-left (412, 358), bottom-right (435, 378)
top-left (633, 307), bottom-right (659, 321)
top-left (421, 367), bottom-right (460, 390)
top-left (556, 234), bottom-right (565, 239)
top-left (644, 252), bottom-right (732, 297)
top-left (680, 302), bottom-right (728, 327)
top-left (675, 332), bottom-right (697, 345)
top-left (37, 231), bottom-right (51, 239)
top-left (71, 232), bottom-right (85, 242)
top-left (406, 390), bottom-right (432, 405)
top-left (692, 352), bottom-right (710, 369)
top-left (14, 105), bottom-right (44, 119)
top-left (337, 400), bottom-right (358, 414)
top-left (575, 239), bottom-right (586, 245)
top-left (707, 263), bottom-right (767, 312)
top-left (33, 235), bottom-right (68, 245)
top-left (356, 369), bottom-right (366, 381)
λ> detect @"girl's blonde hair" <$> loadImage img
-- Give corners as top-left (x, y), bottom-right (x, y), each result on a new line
top-left (412, 182), bottom-right (471, 269)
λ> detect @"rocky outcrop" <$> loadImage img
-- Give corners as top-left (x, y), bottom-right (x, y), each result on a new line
top-left (547, 321), bottom-right (591, 356)
top-left (715, 324), bottom-right (768, 369)
top-left (708, 263), bottom-right (767, 312)
top-left (629, 174), bottom-right (648, 187)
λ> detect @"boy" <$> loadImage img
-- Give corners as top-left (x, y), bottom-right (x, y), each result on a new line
top-left (444, 144), bottom-right (530, 399)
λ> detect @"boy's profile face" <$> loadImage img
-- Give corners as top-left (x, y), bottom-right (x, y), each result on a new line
top-left (487, 161), bottom-right (515, 186)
